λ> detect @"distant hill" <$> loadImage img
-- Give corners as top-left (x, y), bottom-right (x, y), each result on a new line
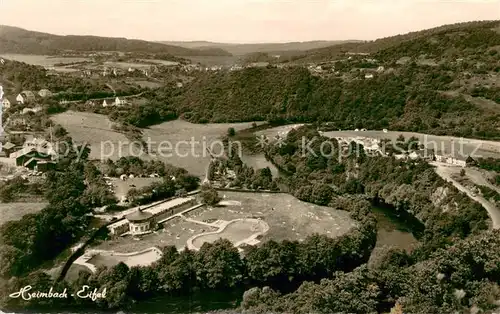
top-left (159, 40), bottom-right (361, 56)
top-left (0, 25), bottom-right (232, 56)
top-left (135, 20), bottom-right (500, 140)
top-left (293, 20), bottom-right (500, 62)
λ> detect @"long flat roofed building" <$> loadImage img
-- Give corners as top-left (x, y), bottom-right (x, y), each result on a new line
top-left (108, 196), bottom-right (197, 236)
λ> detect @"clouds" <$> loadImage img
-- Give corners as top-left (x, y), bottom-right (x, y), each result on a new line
top-left (1, 0), bottom-right (499, 42)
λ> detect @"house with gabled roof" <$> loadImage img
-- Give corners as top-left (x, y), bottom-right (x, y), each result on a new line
top-left (1, 98), bottom-right (11, 111)
top-left (17, 91), bottom-right (36, 104)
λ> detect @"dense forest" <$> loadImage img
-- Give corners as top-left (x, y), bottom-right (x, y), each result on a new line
top-left (292, 20), bottom-right (500, 62)
top-left (101, 22), bottom-right (500, 139)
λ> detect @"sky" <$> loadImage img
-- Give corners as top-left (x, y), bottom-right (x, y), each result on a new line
top-left (1, 0), bottom-right (499, 43)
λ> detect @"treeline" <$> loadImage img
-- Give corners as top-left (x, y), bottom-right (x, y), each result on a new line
top-left (0, 147), bottom-right (199, 279)
top-left (241, 229), bottom-right (500, 314)
top-left (110, 62), bottom-right (500, 139)
top-left (0, 176), bottom-right (45, 202)
top-left (476, 157), bottom-right (500, 172)
top-left (1, 196), bottom-right (377, 311)
top-left (0, 25), bottom-right (232, 56)
top-left (0, 143), bottom-right (93, 277)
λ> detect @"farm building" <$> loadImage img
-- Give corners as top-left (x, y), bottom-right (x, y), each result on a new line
top-left (435, 155), bottom-right (467, 167)
top-left (38, 89), bottom-right (53, 98)
top-left (9, 147), bottom-right (55, 169)
top-left (108, 196), bottom-right (197, 236)
top-left (2, 142), bottom-right (16, 157)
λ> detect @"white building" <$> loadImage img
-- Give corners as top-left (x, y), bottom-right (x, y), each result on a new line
top-left (20, 106), bottom-right (43, 115)
top-left (16, 94), bottom-right (25, 104)
top-left (38, 89), bottom-right (53, 98)
top-left (2, 98), bottom-right (11, 111)
top-left (114, 97), bottom-right (124, 106)
top-left (365, 73), bottom-right (374, 79)
top-left (102, 100), bottom-right (108, 107)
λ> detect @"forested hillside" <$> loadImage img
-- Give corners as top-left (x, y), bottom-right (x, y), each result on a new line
top-left (293, 20), bottom-right (500, 62)
top-left (0, 25), bottom-right (232, 56)
top-left (159, 21), bottom-right (500, 139)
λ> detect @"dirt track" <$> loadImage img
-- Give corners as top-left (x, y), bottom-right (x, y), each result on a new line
top-left (432, 162), bottom-right (500, 229)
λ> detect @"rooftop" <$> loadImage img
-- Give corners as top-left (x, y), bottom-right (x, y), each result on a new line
top-left (126, 209), bottom-right (153, 222)
top-left (144, 196), bottom-right (195, 216)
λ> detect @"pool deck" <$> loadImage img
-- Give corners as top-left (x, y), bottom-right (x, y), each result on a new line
top-left (186, 218), bottom-right (270, 251)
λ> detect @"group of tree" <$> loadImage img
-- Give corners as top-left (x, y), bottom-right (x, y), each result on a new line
top-left (241, 229), bottom-right (500, 314)
top-left (1, 196), bottom-right (377, 310)
top-left (265, 126), bottom-right (489, 256)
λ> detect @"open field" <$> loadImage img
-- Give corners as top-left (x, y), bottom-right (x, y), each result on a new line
top-left (54, 111), bottom-right (263, 176)
top-left (95, 191), bottom-right (355, 256)
top-left (52, 111), bottom-right (135, 161)
top-left (138, 59), bottom-right (179, 66)
top-left (184, 55), bottom-right (240, 66)
top-left (95, 216), bottom-right (217, 253)
top-left (323, 130), bottom-right (500, 158)
top-left (190, 218), bottom-right (269, 250)
top-left (143, 120), bottom-right (262, 177)
top-left (0, 54), bottom-right (90, 67)
top-left (108, 177), bottom-right (161, 200)
top-left (0, 202), bottom-right (48, 226)
top-left (254, 124), bottom-right (306, 140)
top-left (193, 192), bottom-right (356, 242)
top-left (103, 61), bottom-right (152, 70)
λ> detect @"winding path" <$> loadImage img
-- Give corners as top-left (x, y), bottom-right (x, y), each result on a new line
top-left (432, 162), bottom-right (500, 229)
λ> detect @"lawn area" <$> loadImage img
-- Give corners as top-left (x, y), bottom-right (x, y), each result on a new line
top-left (0, 202), bottom-right (48, 226)
top-left (94, 216), bottom-right (217, 253)
top-left (54, 112), bottom-right (262, 177)
top-left (52, 111), bottom-right (136, 161)
top-left (193, 191), bottom-right (356, 242)
top-left (142, 120), bottom-right (260, 177)
top-left (107, 177), bottom-right (161, 200)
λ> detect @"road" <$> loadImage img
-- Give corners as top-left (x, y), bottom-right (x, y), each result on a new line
top-left (431, 162), bottom-right (500, 229)
top-left (322, 130), bottom-right (500, 158)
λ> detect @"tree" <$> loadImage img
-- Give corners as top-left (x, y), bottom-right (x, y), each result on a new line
top-left (201, 185), bottom-right (221, 206)
top-left (460, 169), bottom-right (466, 176)
top-left (227, 127), bottom-right (236, 137)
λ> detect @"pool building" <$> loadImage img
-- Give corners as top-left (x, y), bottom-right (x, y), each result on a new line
top-left (108, 196), bottom-right (197, 236)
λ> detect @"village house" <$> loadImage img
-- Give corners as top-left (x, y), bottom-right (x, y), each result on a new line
top-left (23, 137), bottom-right (51, 151)
top-left (434, 154), bottom-right (467, 167)
top-left (2, 142), bottom-right (16, 157)
top-left (38, 89), bottom-right (53, 98)
top-left (365, 73), bottom-right (374, 79)
top-left (1, 98), bottom-right (11, 111)
top-left (16, 91), bottom-right (36, 104)
top-left (114, 97), bottom-right (125, 106)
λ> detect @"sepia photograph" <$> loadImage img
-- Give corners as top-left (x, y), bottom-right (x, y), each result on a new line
top-left (0, 0), bottom-right (500, 313)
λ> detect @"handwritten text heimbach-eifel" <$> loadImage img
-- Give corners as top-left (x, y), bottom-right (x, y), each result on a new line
top-left (9, 285), bottom-right (106, 301)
